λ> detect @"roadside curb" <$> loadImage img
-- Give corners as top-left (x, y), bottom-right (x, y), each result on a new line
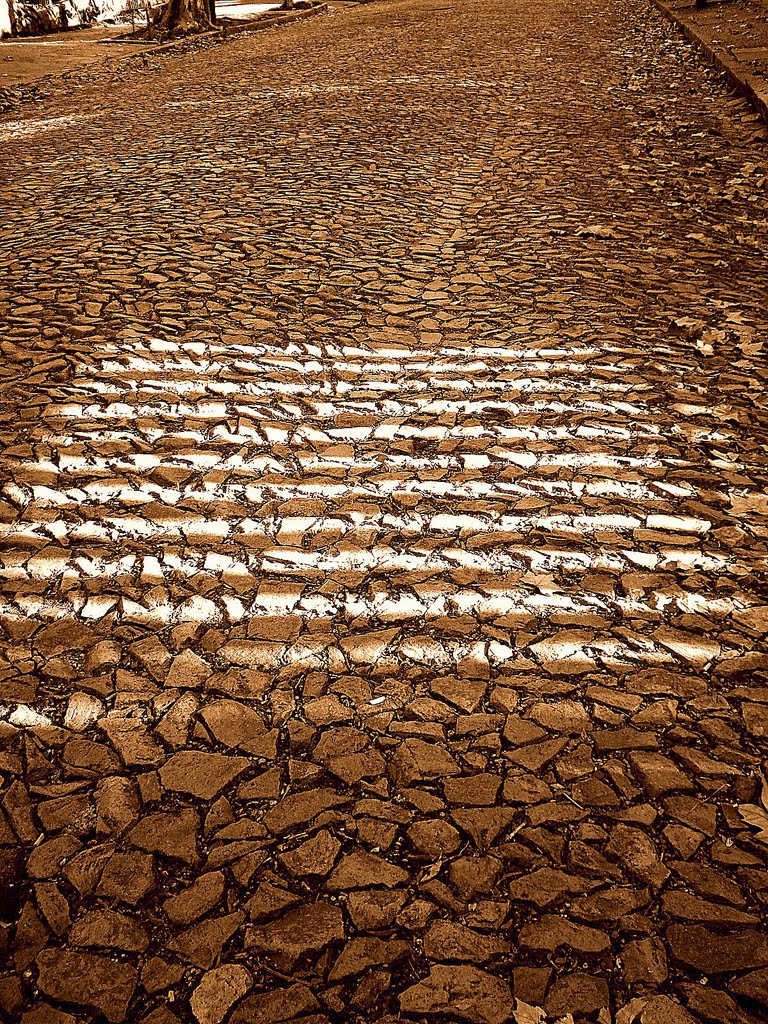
top-left (113, 3), bottom-right (328, 61)
top-left (0, 2), bottom-right (328, 110)
top-left (649, 0), bottom-right (768, 123)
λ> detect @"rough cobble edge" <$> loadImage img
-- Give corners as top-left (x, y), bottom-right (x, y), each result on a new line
top-left (648, 0), bottom-right (768, 123)
top-left (0, 3), bottom-right (329, 113)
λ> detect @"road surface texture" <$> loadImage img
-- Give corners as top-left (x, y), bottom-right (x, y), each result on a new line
top-left (1, 1), bottom-right (768, 1022)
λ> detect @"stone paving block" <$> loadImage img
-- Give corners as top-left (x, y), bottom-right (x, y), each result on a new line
top-left (0, 0), bottom-right (767, 1020)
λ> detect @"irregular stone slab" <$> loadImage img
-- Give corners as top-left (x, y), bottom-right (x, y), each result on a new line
top-left (430, 676), bottom-right (487, 713)
top-left (443, 773), bottom-right (501, 806)
top-left (570, 887), bottom-right (651, 922)
top-left (505, 738), bottom-right (567, 772)
top-left (35, 949), bottom-right (138, 1022)
top-left (743, 702), bottom-right (768, 738)
top-left (199, 700), bottom-right (269, 750)
top-left (733, 605), bottom-right (768, 636)
top-left (605, 825), bottom-right (670, 889)
top-left (168, 912), bottom-right (245, 970)
top-left (653, 626), bottom-right (720, 668)
top-left (63, 739), bottom-right (120, 778)
top-left (663, 795), bottom-right (716, 836)
top-left (728, 968), bottom-right (768, 1010)
top-left (621, 936), bottom-right (669, 986)
top-left (450, 807), bottom-right (516, 849)
top-left (519, 914), bottom-right (610, 954)
top-left (326, 849), bottom-right (410, 890)
top-left (127, 809), bottom-right (200, 865)
top-left (245, 881), bottom-right (303, 923)
top-left (527, 699), bottom-right (591, 734)
top-left (21, 1006), bottom-right (78, 1024)
top-left (159, 751), bottom-right (251, 800)
top-left (503, 773), bottom-right (553, 805)
top-left (340, 627), bottom-right (399, 664)
top-left (624, 670), bottom-right (706, 700)
top-left (64, 692), bottom-right (104, 732)
top-left (230, 984), bottom-right (320, 1024)
top-left (190, 964), bottom-right (252, 1024)
top-left (164, 871), bottom-right (226, 926)
top-left (545, 971), bottom-right (610, 1016)
top-left (399, 965), bottom-right (514, 1024)
top-left (35, 620), bottom-right (97, 658)
top-left (69, 908), bottom-right (149, 952)
top-left (328, 936), bottom-right (410, 980)
top-left (347, 889), bottom-right (408, 930)
top-left (280, 830), bottom-right (340, 877)
top-left (27, 835), bottom-right (82, 879)
top-left (593, 727), bottom-right (659, 752)
top-left (503, 716), bottom-right (548, 746)
top-left (423, 920), bottom-right (510, 962)
top-left (130, 635), bottom-right (171, 681)
top-left (673, 746), bottom-right (744, 778)
top-left (246, 902), bottom-right (344, 969)
top-left (662, 890), bottom-right (760, 925)
top-left (407, 819), bottom-right (462, 857)
top-left (626, 751), bottom-right (693, 798)
top-left (508, 868), bottom-right (593, 907)
top-left (668, 861), bottom-right (745, 906)
top-left (639, 994), bottom-right (699, 1024)
top-left (389, 738), bottom-right (462, 786)
top-left (166, 649), bottom-right (212, 689)
top-left (667, 924), bottom-right (768, 973)
top-left (263, 789), bottom-right (349, 833)
top-left (95, 777), bottom-right (141, 836)
top-left (96, 851), bottom-right (155, 906)
top-left (99, 717), bottom-right (166, 769)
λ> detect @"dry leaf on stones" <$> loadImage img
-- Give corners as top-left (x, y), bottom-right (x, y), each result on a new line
top-left (738, 776), bottom-right (768, 844)
top-left (512, 1000), bottom-right (546, 1024)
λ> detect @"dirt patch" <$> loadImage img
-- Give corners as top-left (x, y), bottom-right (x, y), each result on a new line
top-left (0, 25), bottom-right (143, 87)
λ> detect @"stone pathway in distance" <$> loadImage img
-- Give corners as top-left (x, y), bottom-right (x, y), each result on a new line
top-left (1, 1), bottom-right (768, 1022)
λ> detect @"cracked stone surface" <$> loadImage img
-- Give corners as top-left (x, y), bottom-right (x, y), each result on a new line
top-left (1, 0), bottom-right (768, 1021)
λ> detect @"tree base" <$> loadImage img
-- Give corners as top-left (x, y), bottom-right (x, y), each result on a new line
top-left (152, 0), bottom-right (212, 38)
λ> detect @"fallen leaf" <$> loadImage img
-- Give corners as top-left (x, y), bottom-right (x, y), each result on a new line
top-left (700, 328), bottom-right (727, 346)
top-left (695, 337), bottom-right (714, 355)
top-left (513, 1001), bottom-right (546, 1024)
top-left (616, 998), bottom-right (650, 1024)
top-left (575, 224), bottom-right (618, 238)
top-left (672, 316), bottom-right (704, 332)
top-left (738, 803), bottom-right (768, 844)
top-left (739, 339), bottom-right (764, 356)
top-left (419, 856), bottom-right (443, 884)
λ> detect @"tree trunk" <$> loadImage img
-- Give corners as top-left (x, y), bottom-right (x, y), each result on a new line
top-left (155, 0), bottom-right (212, 35)
top-left (6, 0), bottom-right (19, 37)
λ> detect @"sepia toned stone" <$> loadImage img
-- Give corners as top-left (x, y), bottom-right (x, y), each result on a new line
top-left (4, 0), bottom-right (768, 1018)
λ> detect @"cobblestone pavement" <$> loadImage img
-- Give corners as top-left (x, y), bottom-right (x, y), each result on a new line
top-left (1, 1), bottom-right (768, 1021)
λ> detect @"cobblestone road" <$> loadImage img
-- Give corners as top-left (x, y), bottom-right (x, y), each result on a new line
top-left (2, 1), bottom-right (768, 1021)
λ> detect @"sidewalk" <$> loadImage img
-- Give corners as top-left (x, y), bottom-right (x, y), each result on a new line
top-left (652, 0), bottom-right (768, 121)
top-left (0, 24), bottom-right (140, 87)
top-left (0, 0), bottom-right (321, 97)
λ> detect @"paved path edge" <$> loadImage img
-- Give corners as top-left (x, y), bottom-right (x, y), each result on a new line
top-left (123, 3), bottom-right (330, 60)
top-left (649, 0), bottom-right (768, 123)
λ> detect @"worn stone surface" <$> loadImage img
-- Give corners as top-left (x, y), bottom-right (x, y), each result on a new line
top-left (399, 965), bottom-right (514, 1024)
top-left (189, 964), bottom-right (252, 1024)
top-left (1, 0), bottom-right (768, 1020)
top-left (245, 902), bottom-right (344, 969)
top-left (35, 949), bottom-right (138, 1022)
